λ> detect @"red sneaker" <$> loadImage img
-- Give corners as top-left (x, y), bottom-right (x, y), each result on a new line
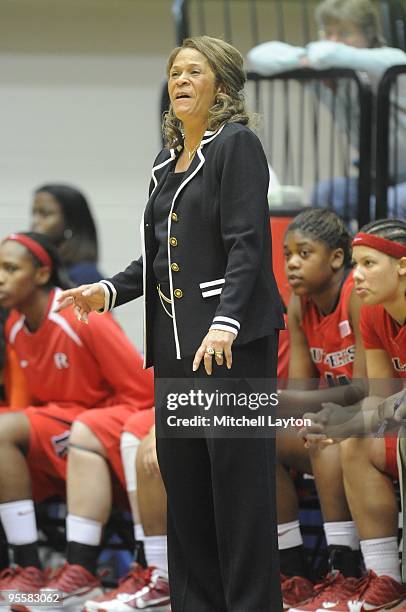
top-left (12, 563), bottom-right (103, 612)
top-left (289, 571), bottom-right (361, 612)
top-left (83, 563), bottom-right (150, 611)
top-left (281, 574), bottom-right (314, 609)
top-left (315, 571), bottom-right (406, 611)
top-left (0, 567), bottom-right (19, 589)
top-left (96, 567), bottom-right (170, 611)
top-left (0, 566), bottom-right (47, 610)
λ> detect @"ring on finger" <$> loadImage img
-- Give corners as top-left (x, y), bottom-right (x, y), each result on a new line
top-left (206, 347), bottom-right (215, 356)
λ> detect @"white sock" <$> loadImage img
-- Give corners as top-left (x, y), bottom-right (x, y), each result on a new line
top-left (135, 523), bottom-right (167, 573)
top-left (0, 500), bottom-right (37, 545)
top-left (66, 514), bottom-right (103, 546)
top-left (278, 520), bottom-right (303, 550)
top-left (324, 521), bottom-right (359, 550)
top-left (360, 537), bottom-right (401, 582)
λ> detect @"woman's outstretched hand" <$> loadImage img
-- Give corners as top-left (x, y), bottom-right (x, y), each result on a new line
top-left (55, 283), bottom-right (105, 323)
top-left (193, 329), bottom-right (235, 375)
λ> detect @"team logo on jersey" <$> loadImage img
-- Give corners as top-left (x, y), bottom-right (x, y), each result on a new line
top-left (310, 345), bottom-right (355, 368)
top-left (392, 357), bottom-right (406, 373)
top-left (54, 352), bottom-right (69, 369)
top-left (324, 345), bottom-right (355, 368)
top-left (310, 348), bottom-right (324, 363)
top-left (51, 430), bottom-right (70, 458)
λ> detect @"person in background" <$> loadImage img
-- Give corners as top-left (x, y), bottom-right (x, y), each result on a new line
top-left (248, 0), bottom-right (406, 224)
top-left (0, 232), bottom-right (156, 611)
top-left (83, 413), bottom-right (169, 612)
top-left (56, 34), bottom-right (285, 612)
top-left (31, 184), bottom-right (103, 285)
top-left (276, 209), bottom-right (367, 610)
top-left (298, 218), bottom-right (406, 611)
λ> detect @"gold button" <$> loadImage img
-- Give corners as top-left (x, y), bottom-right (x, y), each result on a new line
top-left (171, 212), bottom-right (178, 222)
top-left (169, 237), bottom-right (178, 247)
top-left (171, 263), bottom-right (180, 272)
top-left (174, 289), bottom-right (183, 299)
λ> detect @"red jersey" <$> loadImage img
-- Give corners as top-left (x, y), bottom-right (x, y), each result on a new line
top-left (5, 289), bottom-right (154, 409)
top-left (300, 273), bottom-right (355, 385)
top-left (360, 304), bottom-right (406, 378)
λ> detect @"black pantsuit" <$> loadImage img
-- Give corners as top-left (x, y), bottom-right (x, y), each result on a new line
top-left (101, 122), bottom-right (285, 611)
top-left (153, 300), bottom-right (282, 612)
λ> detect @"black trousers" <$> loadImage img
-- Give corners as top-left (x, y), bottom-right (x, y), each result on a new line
top-left (153, 299), bottom-right (282, 612)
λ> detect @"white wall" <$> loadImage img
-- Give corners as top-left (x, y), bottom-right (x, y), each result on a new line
top-left (0, 0), bottom-right (175, 350)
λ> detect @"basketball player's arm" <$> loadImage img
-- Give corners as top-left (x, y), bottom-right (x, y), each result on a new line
top-left (81, 314), bottom-right (154, 409)
top-left (299, 349), bottom-right (404, 445)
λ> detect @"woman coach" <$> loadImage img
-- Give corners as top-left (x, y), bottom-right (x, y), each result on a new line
top-left (58, 36), bottom-right (284, 612)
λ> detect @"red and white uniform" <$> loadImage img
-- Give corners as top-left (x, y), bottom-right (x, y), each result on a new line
top-left (360, 303), bottom-right (406, 479)
top-left (4, 289), bottom-right (154, 502)
top-left (300, 273), bottom-right (355, 385)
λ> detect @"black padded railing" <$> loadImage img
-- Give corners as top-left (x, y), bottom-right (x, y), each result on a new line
top-left (172, 0), bottom-right (403, 53)
top-left (172, 0), bottom-right (319, 51)
top-left (379, 0), bottom-right (406, 52)
top-left (375, 64), bottom-right (406, 218)
top-left (246, 68), bottom-right (373, 227)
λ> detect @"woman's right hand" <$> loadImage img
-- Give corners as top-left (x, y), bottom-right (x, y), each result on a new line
top-left (55, 283), bottom-right (105, 323)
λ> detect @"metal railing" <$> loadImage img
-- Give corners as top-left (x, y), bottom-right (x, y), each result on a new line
top-left (171, 0), bottom-right (319, 51)
top-left (379, 0), bottom-right (406, 51)
top-left (247, 68), bottom-right (373, 227)
top-left (375, 64), bottom-right (406, 218)
top-left (172, 0), bottom-right (404, 52)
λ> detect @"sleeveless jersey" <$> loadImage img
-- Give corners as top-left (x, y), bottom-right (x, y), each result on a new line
top-left (360, 304), bottom-right (406, 378)
top-left (300, 273), bottom-right (355, 385)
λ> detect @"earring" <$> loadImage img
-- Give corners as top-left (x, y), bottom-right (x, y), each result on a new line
top-left (64, 228), bottom-right (73, 239)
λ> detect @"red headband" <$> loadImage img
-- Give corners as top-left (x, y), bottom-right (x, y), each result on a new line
top-left (5, 234), bottom-right (53, 269)
top-left (352, 232), bottom-right (406, 259)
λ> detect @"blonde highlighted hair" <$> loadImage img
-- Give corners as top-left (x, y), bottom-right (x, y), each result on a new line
top-left (163, 35), bottom-right (251, 149)
top-left (316, 0), bottom-right (385, 48)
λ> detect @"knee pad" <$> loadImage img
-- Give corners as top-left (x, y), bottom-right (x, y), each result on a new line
top-left (120, 431), bottom-right (140, 493)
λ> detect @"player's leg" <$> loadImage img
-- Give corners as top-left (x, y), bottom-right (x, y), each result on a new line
top-left (135, 432), bottom-right (167, 567)
top-left (42, 408), bottom-right (137, 611)
top-left (0, 408), bottom-right (72, 600)
top-left (123, 410), bottom-right (167, 574)
top-left (276, 434), bottom-right (316, 610)
top-left (83, 412), bottom-right (170, 612)
top-left (341, 436), bottom-right (399, 576)
top-left (337, 435), bottom-right (406, 609)
top-left (277, 434), bottom-right (312, 579)
top-left (66, 420), bottom-right (111, 573)
top-left (0, 411), bottom-right (39, 568)
top-left (310, 443), bottom-right (361, 577)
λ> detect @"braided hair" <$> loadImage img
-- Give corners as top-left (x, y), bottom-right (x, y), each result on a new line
top-left (286, 208), bottom-right (352, 266)
top-left (360, 218), bottom-right (406, 246)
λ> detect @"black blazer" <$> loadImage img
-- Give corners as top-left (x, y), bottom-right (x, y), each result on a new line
top-left (101, 122), bottom-right (284, 368)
